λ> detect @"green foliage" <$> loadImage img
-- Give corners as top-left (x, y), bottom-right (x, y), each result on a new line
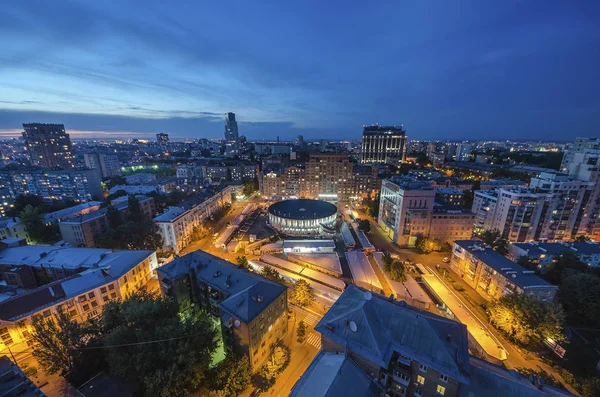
top-left (358, 219), bottom-right (371, 233)
top-left (20, 205), bottom-right (59, 243)
top-left (487, 292), bottom-right (565, 346)
top-left (207, 354), bottom-right (252, 397)
top-left (126, 194), bottom-right (143, 223)
top-left (236, 255), bottom-right (249, 269)
top-left (515, 368), bottom-right (563, 389)
top-left (147, 190), bottom-right (191, 213)
top-left (381, 252), bottom-right (393, 268)
top-left (107, 189), bottom-right (127, 201)
top-left (102, 291), bottom-right (218, 397)
top-left (253, 344), bottom-right (291, 391)
top-left (30, 308), bottom-right (102, 383)
top-left (544, 251), bottom-right (587, 285)
top-left (582, 377), bottom-right (600, 397)
top-left (6, 194), bottom-right (44, 216)
top-left (105, 205), bottom-right (122, 229)
top-left (97, 220), bottom-right (163, 250)
top-left (291, 280), bottom-right (313, 307)
top-left (296, 320), bottom-right (306, 343)
top-left (478, 229), bottom-right (509, 255)
top-left (559, 273), bottom-right (600, 327)
top-left (106, 176), bottom-right (126, 189)
top-left (363, 197), bottom-right (380, 218)
top-left (243, 179), bottom-right (259, 196)
top-left (261, 267), bottom-right (284, 284)
top-left (440, 242), bottom-right (453, 252)
top-left (517, 255), bottom-right (537, 271)
top-left (415, 235), bottom-right (441, 254)
top-left (385, 260), bottom-right (407, 283)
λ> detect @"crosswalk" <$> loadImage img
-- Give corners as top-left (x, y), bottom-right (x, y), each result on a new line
top-left (302, 313), bottom-right (320, 327)
top-left (305, 332), bottom-right (321, 350)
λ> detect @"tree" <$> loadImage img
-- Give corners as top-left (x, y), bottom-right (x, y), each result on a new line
top-left (543, 251), bottom-right (587, 285)
top-left (102, 291), bottom-right (218, 397)
top-left (243, 179), bottom-right (259, 196)
top-left (296, 320), bottom-right (306, 343)
top-left (30, 308), bottom-right (101, 383)
top-left (358, 219), bottom-right (371, 233)
top-left (105, 205), bottom-right (122, 229)
top-left (382, 252), bottom-right (393, 268)
top-left (236, 256), bottom-right (249, 269)
top-left (261, 267), bottom-right (284, 284)
top-left (127, 194), bottom-right (143, 223)
top-left (20, 205), bottom-right (59, 243)
top-left (291, 280), bottom-right (313, 307)
top-left (574, 235), bottom-right (591, 243)
top-left (6, 194), bottom-right (44, 216)
top-left (207, 354), bottom-right (252, 397)
top-left (478, 229), bottom-right (508, 255)
top-left (388, 260), bottom-right (407, 283)
top-left (106, 176), bottom-right (126, 189)
top-left (517, 255), bottom-right (537, 271)
top-left (363, 197), bottom-right (380, 218)
top-left (415, 235), bottom-right (438, 254)
top-left (582, 377), bottom-right (600, 397)
top-left (487, 292), bottom-right (564, 346)
top-left (98, 220), bottom-right (163, 250)
top-left (559, 273), bottom-right (600, 327)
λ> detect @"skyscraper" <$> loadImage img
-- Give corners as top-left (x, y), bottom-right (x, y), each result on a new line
top-left (22, 123), bottom-right (75, 168)
top-left (156, 133), bottom-right (169, 145)
top-left (360, 125), bottom-right (407, 164)
top-left (224, 112), bottom-right (239, 155)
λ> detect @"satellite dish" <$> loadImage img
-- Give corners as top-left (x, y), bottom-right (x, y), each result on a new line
top-left (234, 320), bottom-right (241, 328)
top-left (349, 321), bottom-right (358, 332)
top-left (364, 291), bottom-right (372, 301)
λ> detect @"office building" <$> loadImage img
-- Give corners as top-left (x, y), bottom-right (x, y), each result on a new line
top-left (224, 112), bottom-right (240, 155)
top-left (451, 240), bottom-right (557, 302)
top-left (305, 153), bottom-right (353, 203)
top-left (290, 285), bottom-right (571, 397)
top-left (471, 189), bottom-right (550, 242)
top-left (156, 133), bottom-right (169, 145)
top-left (455, 142), bottom-right (473, 162)
top-left (22, 123), bottom-right (75, 168)
top-left (360, 125), bottom-right (407, 164)
top-left (154, 185), bottom-right (232, 254)
top-left (157, 250), bottom-right (288, 371)
top-left (0, 245), bottom-right (157, 354)
top-left (379, 177), bottom-right (474, 247)
top-left (0, 168), bottom-right (102, 216)
top-left (83, 153), bottom-right (122, 178)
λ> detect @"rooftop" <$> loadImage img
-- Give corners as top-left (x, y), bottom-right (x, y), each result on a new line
top-left (0, 356), bottom-right (44, 397)
top-left (315, 285), bottom-right (471, 383)
top-left (43, 201), bottom-right (103, 223)
top-left (455, 240), bottom-right (555, 289)
top-left (268, 199), bottom-right (337, 220)
top-left (157, 250), bottom-right (287, 323)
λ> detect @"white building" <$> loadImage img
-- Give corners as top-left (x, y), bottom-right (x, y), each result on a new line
top-left (84, 153), bottom-right (122, 178)
top-left (154, 185), bottom-right (232, 254)
top-left (455, 142), bottom-right (474, 162)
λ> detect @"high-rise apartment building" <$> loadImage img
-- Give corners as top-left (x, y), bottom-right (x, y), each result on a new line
top-left (360, 125), bottom-right (407, 164)
top-left (260, 165), bottom-right (306, 199)
top-left (84, 153), bottom-right (122, 178)
top-left (22, 123), bottom-right (75, 168)
top-left (156, 133), bottom-right (169, 145)
top-left (471, 188), bottom-right (550, 242)
top-left (305, 153), bottom-right (353, 202)
top-left (455, 142), bottom-right (474, 162)
top-left (224, 112), bottom-right (240, 155)
top-left (560, 137), bottom-right (600, 173)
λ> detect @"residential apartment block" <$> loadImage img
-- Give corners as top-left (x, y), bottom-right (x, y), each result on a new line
top-left (290, 285), bottom-right (571, 397)
top-left (22, 123), bottom-right (75, 169)
top-left (451, 240), bottom-right (557, 302)
top-left (305, 153), bottom-right (354, 203)
top-left (83, 153), bottom-right (122, 178)
top-left (157, 250), bottom-right (288, 371)
top-left (154, 185), bottom-right (232, 254)
top-left (0, 244), bottom-right (157, 354)
top-left (59, 196), bottom-right (155, 247)
top-left (260, 165), bottom-right (306, 199)
top-left (0, 167), bottom-right (103, 216)
top-left (509, 241), bottom-right (600, 269)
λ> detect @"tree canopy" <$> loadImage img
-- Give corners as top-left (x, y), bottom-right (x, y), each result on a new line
top-left (291, 280), bottom-right (313, 307)
top-left (559, 273), bottom-right (600, 327)
top-left (20, 204), bottom-right (59, 243)
top-left (543, 251), bottom-right (587, 285)
top-left (261, 267), bottom-right (284, 284)
top-left (358, 219), bottom-right (371, 233)
top-left (478, 229), bottom-right (509, 255)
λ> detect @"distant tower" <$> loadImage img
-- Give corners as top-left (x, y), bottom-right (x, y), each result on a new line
top-left (360, 125), bottom-right (407, 164)
top-left (156, 133), bottom-right (169, 145)
top-left (224, 112), bottom-right (240, 155)
top-left (22, 123), bottom-right (75, 168)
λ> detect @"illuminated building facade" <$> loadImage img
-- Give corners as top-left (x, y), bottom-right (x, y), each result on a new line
top-left (268, 199), bottom-right (337, 237)
top-left (22, 123), bottom-right (75, 168)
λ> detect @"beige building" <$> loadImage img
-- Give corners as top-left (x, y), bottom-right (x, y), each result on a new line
top-left (154, 185), bottom-right (232, 254)
top-left (0, 245), bottom-right (157, 355)
top-left (305, 153), bottom-right (353, 203)
top-left (260, 165), bottom-right (306, 199)
top-left (429, 206), bottom-right (474, 244)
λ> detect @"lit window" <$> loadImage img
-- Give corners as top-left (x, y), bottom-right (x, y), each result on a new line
top-left (417, 375), bottom-right (425, 385)
top-left (437, 385), bottom-right (446, 395)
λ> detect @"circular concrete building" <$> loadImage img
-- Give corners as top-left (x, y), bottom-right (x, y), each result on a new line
top-left (268, 199), bottom-right (337, 237)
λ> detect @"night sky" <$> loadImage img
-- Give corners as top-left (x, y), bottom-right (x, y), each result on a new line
top-left (1, 1), bottom-right (599, 141)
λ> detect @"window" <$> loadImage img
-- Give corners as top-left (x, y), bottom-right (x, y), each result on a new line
top-left (111, 292), bottom-right (117, 299)
top-left (417, 375), bottom-right (425, 385)
top-left (100, 287), bottom-right (107, 294)
top-left (88, 292), bottom-right (95, 299)
top-left (91, 301), bottom-right (98, 308)
top-left (103, 296), bottom-right (110, 303)
top-left (43, 310), bottom-right (51, 317)
top-left (83, 304), bottom-right (90, 311)
top-left (69, 310), bottom-right (77, 318)
top-left (108, 284), bottom-right (115, 290)
top-left (419, 364), bottom-right (428, 373)
top-left (439, 374), bottom-right (448, 383)
top-left (436, 385), bottom-right (446, 395)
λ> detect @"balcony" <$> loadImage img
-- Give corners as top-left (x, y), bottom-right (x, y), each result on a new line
top-left (392, 367), bottom-right (411, 387)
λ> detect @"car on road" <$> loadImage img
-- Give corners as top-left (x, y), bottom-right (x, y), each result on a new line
top-left (443, 257), bottom-right (450, 263)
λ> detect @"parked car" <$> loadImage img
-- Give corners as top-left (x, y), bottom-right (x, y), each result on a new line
top-left (443, 257), bottom-right (450, 263)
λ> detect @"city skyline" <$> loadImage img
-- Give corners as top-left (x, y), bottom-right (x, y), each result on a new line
top-left (1, 1), bottom-right (600, 141)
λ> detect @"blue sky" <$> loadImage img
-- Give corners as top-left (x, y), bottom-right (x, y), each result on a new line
top-left (1, 0), bottom-right (599, 141)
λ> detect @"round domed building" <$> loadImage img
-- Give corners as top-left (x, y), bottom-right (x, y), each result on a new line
top-left (268, 199), bottom-right (337, 237)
